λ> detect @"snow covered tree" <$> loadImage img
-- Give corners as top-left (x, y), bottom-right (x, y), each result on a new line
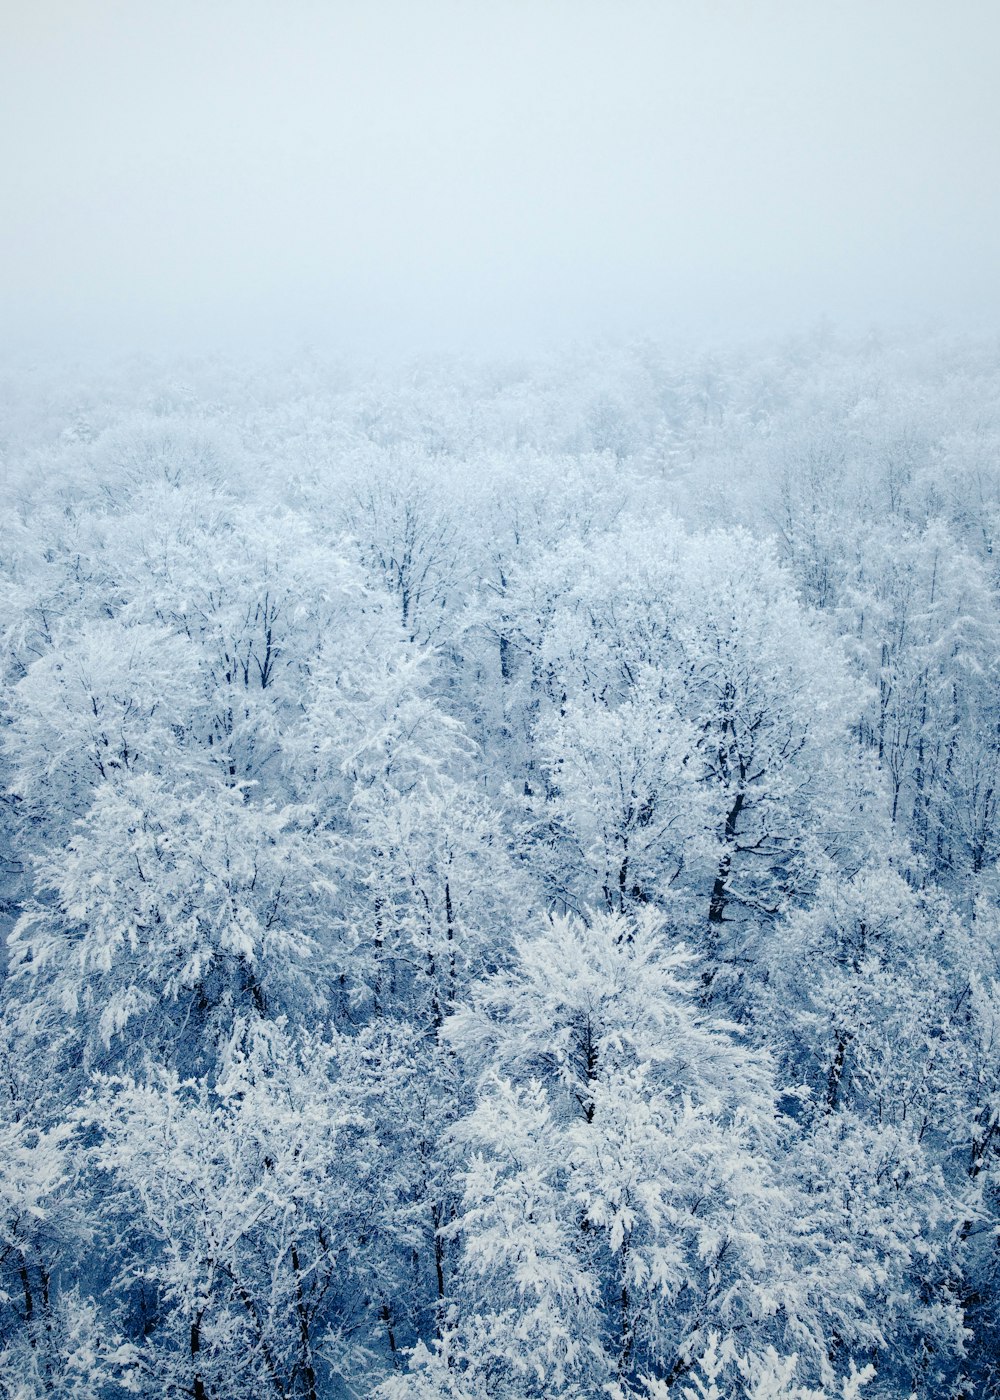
top-left (82, 1020), bottom-right (386, 1400)
top-left (8, 772), bottom-right (337, 1073)
top-left (439, 910), bottom-right (806, 1393)
top-left (532, 666), bottom-right (709, 917)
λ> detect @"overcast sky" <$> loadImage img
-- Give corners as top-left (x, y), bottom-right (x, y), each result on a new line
top-left (3, 0), bottom-right (999, 353)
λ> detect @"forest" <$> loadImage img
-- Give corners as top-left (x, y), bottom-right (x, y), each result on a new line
top-left (1, 326), bottom-right (999, 1400)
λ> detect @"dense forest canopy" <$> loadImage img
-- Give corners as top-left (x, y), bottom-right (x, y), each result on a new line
top-left (2, 327), bottom-right (1000, 1399)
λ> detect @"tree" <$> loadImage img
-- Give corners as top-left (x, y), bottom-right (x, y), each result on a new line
top-left (8, 772), bottom-right (336, 1072)
top-left (82, 1021), bottom-right (377, 1400)
top-left (440, 910), bottom-right (798, 1394)
top-left (532, 666), bottom-right (709, 918)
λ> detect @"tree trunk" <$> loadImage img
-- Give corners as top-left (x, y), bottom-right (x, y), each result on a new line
top-left (825, 1030), bottom-right (852, 1113)
top-left (291, 1244), bottom-right (318, 1400)
top-left (191, 1312), bottom-right (208, 1400)
top-left (708, 790), bottom-right (744, 930)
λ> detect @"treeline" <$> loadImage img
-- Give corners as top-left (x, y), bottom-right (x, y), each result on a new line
top-left (0, 329), bottom-right (999, 1399)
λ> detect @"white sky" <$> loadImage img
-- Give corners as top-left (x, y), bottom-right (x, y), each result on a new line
top-left (2, 0), bottom-right (999, 352)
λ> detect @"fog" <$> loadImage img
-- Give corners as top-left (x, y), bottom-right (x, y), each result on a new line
top-left (3, 0), bottom-right (999, 353)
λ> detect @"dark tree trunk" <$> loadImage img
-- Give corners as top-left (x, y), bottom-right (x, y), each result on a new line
top-left (291, 1244), bottom-right (318, 1400)
top-left (191, 1312), bottom-right (208, 1400)
top-left (708, 790), bottom-right (744, 929)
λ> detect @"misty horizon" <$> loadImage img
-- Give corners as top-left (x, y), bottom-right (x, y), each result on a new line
top-left (4, 1), bottom-right (999, 355)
